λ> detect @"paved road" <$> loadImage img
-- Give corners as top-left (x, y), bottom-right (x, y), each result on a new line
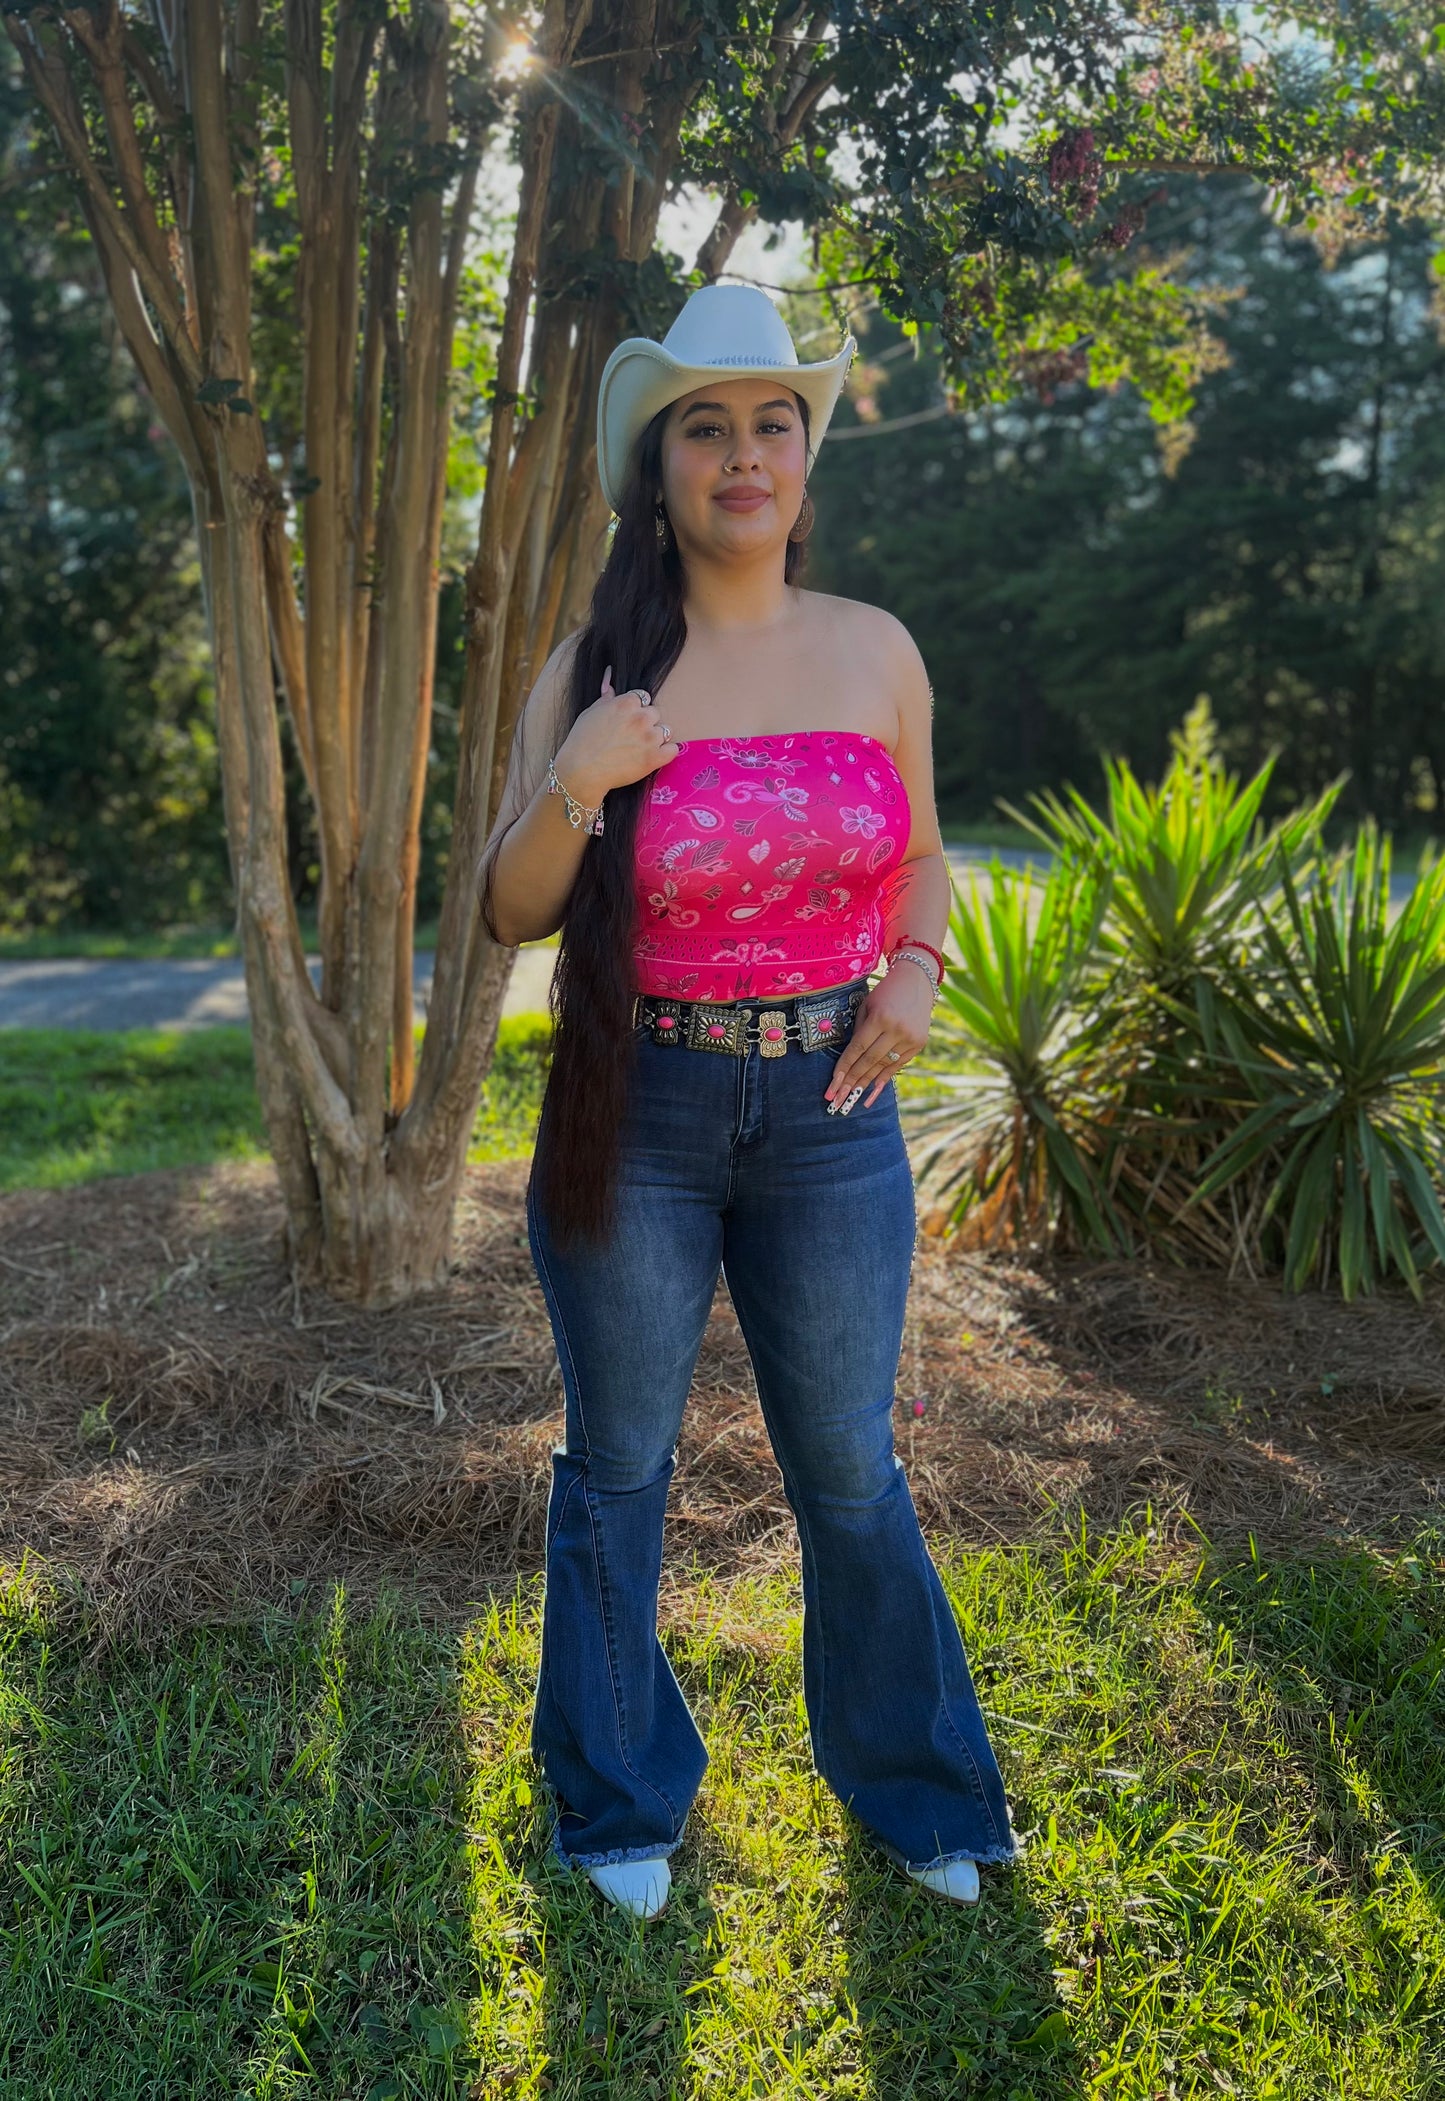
top-left (0, 945), bottom-right (560, 1032)
top-left (0, 848), bottom-right (1041, 1031)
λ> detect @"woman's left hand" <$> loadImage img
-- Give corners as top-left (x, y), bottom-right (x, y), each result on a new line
top-left (825, 961), bottom-right (936, 1112)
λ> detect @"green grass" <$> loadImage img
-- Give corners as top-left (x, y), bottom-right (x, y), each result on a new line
top-left (0, 1520), bottom-right (1441, 2097)
top-left (0, 1028), bottom-right (270, 1187)
top-left (0, 1021), bottom-right (976, 1193)
top-left (0, 923), bottom-right (249, 960)
top-left (0, 1018), bottom-right (558, 1191)
top-left (938, 819), bottom-right (1043, 855)
top-left (0, 919), bottom-right (383, 962)
top-left (467, 1017), bottom-right (552, 1163)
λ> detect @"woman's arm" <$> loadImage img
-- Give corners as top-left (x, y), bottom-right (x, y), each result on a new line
top-left (878, 641), bottom-right (950, 964)
top-left (476, 637), bottom-right (605, 948)
top-left (477, 642), bottom-right (683, 947)
top-left (825, 614), bottom-right (949, 1110)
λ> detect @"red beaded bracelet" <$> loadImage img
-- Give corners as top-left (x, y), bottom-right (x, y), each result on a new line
top-left (888, 935), bottom-right (947, 981)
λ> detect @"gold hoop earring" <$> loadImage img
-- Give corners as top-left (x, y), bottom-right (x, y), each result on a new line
top-left (788, 488), bottom-right (815, 543)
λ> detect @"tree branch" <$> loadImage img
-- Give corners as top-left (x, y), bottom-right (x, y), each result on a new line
top-left (413, 0), bottom-right (593, 1120)
top-left (262, 511), bottom-right (318, 801)
top-left (64, 0), bottom-right (180, 300)
top-left (696, 6), bottom-right (833, 280)
top-left (121, 19), bottom-right (199, 349)
top-left (777, 58), bottom-right (835, 149)
top-left (388, 136), bottom-right (487, 1117)
top-left (182, 0), bottom-right (253, 355)
top-left (352, 0), bottom-right (452, 1141)
top-left (225, 471), bottom-right (362, 1165)
top-left (286, 0), bottom-right (357, 1001)
top-left (696, 193), bottom-right (756, 281)
top-left (71, 183), bottom-right (210, 486)
top-left (4, 10), bottom-right (201, 387)
top-left (121, 21), bottom-right (180, 128)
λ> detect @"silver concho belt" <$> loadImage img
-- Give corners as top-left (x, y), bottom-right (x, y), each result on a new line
top-left (632, 981), bottom-right (866, 1058)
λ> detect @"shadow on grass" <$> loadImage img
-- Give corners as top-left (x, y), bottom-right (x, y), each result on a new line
top-left (835, 1824), bottom-right (1080, 2099)
top-left (1200, 1532), bottom-right (1445, 1925)
top-left (527, 1840), bottom-right (712, 2098)
top-left (508, 1575), bottom-right (1075, 2101)
top-left (9, 1533), bottom-right (1445, 2098)
top-left (0, 1584), bottom-right (486, 2099)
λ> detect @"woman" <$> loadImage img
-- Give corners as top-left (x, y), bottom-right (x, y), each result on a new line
top-left (477, 283), bottom-right (1017, 1921)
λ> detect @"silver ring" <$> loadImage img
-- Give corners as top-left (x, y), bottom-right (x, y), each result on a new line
top-left (887, 1049), bottom-right (902, 1061)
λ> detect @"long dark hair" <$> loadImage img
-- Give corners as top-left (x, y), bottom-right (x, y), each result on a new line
top-left (532, 393), bottom-right (812, 1250)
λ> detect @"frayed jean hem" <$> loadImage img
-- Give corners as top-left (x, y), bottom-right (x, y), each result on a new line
top-left (550, 1826), bottom-right (688, 1872)
top-left (872, 1831), bottom-right (1025, 1875)
top-left (534, 1771), bottom-right (691, 1871)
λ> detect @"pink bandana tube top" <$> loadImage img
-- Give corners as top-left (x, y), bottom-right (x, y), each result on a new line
top-left (632, 730), bottom-right (913, 1002)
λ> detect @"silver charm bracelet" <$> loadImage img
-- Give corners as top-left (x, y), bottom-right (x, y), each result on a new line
top-left (546, 757), bottom-right (606, 836)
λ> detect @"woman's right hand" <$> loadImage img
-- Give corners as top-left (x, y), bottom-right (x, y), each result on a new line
top-left (552, 664), bottom-right (681, 804)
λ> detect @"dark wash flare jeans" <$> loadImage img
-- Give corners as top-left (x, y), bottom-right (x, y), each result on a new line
top-left (524, 975), bottom-right (1017, 1875)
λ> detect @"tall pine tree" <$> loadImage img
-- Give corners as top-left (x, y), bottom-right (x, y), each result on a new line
top-left (811, 177), bottom-right (1445, 827)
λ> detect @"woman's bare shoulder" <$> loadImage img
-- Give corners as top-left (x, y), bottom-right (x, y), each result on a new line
top-left (799, 590), bottom-right (924, 675)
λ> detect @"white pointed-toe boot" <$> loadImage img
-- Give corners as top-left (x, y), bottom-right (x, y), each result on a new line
top-left (907, 1857), bottom-right (980, 1904)
top-left (587, 1857), bottom-right (671, 1920)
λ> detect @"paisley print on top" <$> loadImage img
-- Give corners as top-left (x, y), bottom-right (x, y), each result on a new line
top-left (632, 730), bottom-right (913, 1001)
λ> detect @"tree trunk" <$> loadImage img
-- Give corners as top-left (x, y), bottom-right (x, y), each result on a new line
top-left (7, 0), bottom-right (820, 1302)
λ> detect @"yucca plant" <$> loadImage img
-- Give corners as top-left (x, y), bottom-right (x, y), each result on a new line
top-left (912, 702), bottom-right (1445, 1297)
top-left (1187, 825), bottom-right (1445, 1298)
top-left (1005, 700), bottom-right (1341, 988)
top-left (997, 703), bottom-right (1345, 1263)
top-left (904, 854), bottom-right (1127, 1253)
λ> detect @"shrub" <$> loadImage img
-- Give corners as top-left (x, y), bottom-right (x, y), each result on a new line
top-left (906, 707), bottom-right (1445, 1297)
top-left (1188, 826), bottom-right (1445, 1298)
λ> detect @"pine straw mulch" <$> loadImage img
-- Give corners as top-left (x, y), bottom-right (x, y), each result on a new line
top-left (2, 1158), bottom-right (1444, 1639)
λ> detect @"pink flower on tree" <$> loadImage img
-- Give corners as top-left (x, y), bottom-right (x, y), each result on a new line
top-left (1047, 126), bottom-right (1102, 218)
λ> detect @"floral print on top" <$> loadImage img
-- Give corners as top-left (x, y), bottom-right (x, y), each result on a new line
top-left (632, 730), bottom-right (913, 1001)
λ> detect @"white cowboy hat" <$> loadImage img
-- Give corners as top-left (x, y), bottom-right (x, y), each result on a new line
top-left (595, 282), bottom-right (856, 515)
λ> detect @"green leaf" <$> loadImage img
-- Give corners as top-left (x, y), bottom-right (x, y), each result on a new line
top-left (1019, 2010), bottom-right (1072, 2053)
top-left (425, 2018), bottom-right (462, 2058)
top-left (409, 2004), bottom-right (463, 2058)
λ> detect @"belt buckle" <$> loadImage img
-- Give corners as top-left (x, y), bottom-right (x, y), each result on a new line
top-left (796, 986), bottom-right (859, 1053)
top-left (644, 997), bottom-right (685, 1046)
top-left (757, 1009), bottom-right (790, 1058)
top-left (686, 1001), bottom-right (749, 1054)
